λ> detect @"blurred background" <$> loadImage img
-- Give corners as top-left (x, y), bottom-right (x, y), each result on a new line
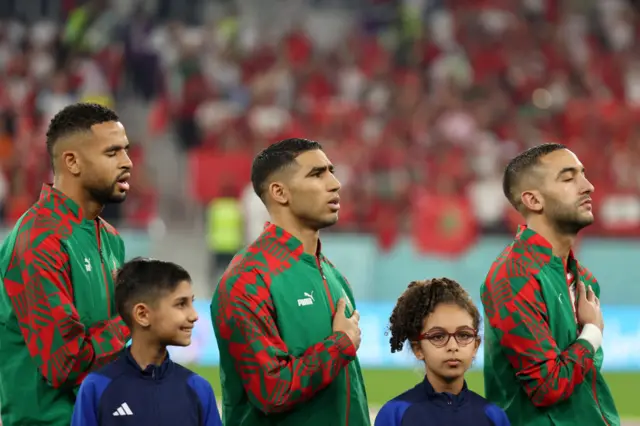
top-left (1, 0), bottom-right (640, 421)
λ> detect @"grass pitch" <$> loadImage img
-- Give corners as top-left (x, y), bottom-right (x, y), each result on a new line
top-left (190, 366), bottom-right (640, 419)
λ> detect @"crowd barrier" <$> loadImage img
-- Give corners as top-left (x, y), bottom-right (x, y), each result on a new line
top-left (169, 301), bottom-right (640, 370)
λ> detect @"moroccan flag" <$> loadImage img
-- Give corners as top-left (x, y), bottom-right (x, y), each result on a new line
top-left (411, 191), bottom-right (478, 256)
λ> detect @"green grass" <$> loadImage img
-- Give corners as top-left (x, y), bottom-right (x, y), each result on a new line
top-left (190, 366), bottom-right (640, 418)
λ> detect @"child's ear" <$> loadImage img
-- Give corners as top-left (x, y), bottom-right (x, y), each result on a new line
top-left (472, 337), bottom-right (481, 356)
top-left (133, 303), bottom-right (151, 328)
top-left (411, 341), bottom-right (424, 361)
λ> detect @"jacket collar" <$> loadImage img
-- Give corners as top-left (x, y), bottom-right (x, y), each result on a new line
top-left (422, 375), bottom-right (468, 406)
top-left (259, 222), bottom-right (323, 262)
top-left (38, 184), bottom-right (85, 223)
top-left (513, 225), bottom-right (578, 269)
top-left (124, 346), bottom-right (173, 381)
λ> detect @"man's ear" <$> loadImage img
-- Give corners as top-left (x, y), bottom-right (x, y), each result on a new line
top-left (268, 181), bottom-right (289, 206)
top-left (521, 189), bottom-right (543, 213)
top-left (62, 150), bottom-right (81, 176)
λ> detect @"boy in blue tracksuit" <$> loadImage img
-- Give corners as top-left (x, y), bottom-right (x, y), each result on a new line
top-left (71, 257), bottom-right (222, 426)
top-left (375, 278), bottom-right (510, 426)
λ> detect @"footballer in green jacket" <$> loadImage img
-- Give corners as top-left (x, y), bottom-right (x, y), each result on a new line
top-left (212, 138), bottom-right (370, 426)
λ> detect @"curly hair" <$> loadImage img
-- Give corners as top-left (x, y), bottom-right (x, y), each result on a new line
top-left (387, 277), bottom-right (481, 353)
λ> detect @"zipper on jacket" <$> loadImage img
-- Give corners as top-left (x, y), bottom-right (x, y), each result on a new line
top-left (315, 257), bottom-right (335, 314)
top-left (95, 220), bottom-right (111, 315)
top-left (316, 256), bottom-right (349, 425)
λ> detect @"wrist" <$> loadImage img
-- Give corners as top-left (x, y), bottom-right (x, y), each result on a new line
top-left (578, 323), bottom-right (603, 352)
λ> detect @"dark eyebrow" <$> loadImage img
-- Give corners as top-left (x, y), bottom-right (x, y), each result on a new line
top-left (103, 143), bottom-right (130, 153)
top-left (427, 326), bottom-right (474, 332)
top-left (305, 165), bottom-right (334, 177)
top-left (556, 166), bottom-right (584, 179)
top-left (174, 296), bottom-right (189, 303)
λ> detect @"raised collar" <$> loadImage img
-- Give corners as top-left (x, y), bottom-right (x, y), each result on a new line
top-left (422, 375), bottom-right (469, 405)
top-left (124, 346), bottom-right (173, 381)
top-left (38, 184), bottom-right (84, 223)
top-left (513, 225), bottom-right (577, 269)
top-left (260, 222), bottom-right (323, 262)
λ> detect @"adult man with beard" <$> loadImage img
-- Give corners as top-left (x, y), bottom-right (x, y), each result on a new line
top-left (480, 143), bottom-right (620, 426)
top-left (211, 138), bottom-right (370, 426)
top-left (0, 103), bottom-right (133, 426)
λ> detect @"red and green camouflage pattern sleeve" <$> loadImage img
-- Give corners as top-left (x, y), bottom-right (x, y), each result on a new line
top-left (482, 259), bottom-right (596, 407)
top-left (214, 269), bottom-right (356, 414)
top-left (3, 227), bottom-right (129, 389)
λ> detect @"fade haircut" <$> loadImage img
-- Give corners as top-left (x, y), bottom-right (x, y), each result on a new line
top-left (250, 138), bottom-right (323, 201)
top-left (46, 102), bottom-right (119, 171)
top-left (503, 143), bottom-right (567, 211)
top-left (115, 257), bottom-right (192, 328)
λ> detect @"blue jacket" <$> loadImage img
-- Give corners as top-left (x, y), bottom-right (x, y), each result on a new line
top-left (375, 377), bottom-right (510, 426)
top-left (71, 348), bottom-right (222, 426)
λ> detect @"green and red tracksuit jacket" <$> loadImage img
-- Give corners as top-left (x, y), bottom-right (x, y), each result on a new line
top-left (480, 226), bottom-right (620, 426)
top-left (0, 185), bottom-right (130, 426)
top-left (211, 223), bottom-right (370, 426)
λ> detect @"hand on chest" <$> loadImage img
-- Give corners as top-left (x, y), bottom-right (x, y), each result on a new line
top-left (542, 267), bottom-right (584, 343)
top-left (270, 265), bottom-right (355, 353)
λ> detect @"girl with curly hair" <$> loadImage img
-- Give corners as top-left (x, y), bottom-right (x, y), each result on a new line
top-left (374, 278), bottom-right (510, 426)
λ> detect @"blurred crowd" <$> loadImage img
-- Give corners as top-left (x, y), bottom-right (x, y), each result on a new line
top-left (1, 0), bottom-right (640, 244)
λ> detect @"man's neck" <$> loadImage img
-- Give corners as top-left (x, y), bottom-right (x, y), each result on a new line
top-left (129, 336), bottom-right (167, 370)
top-left (52, 176), bottom-right (103, 220)
top-left (270, 212), bottom-right (319, 256)
top-left (426, 369), bottom-right (464, 395)
top-left (527, 217), bottom-right (575, 262)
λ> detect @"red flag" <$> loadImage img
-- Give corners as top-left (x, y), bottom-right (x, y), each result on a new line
top-left (411, 191), bottom-right (478, 256)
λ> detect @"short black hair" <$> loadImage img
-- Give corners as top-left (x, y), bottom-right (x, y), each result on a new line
top-left (46, 102), bottom-right (119, 168)
top-left (251, 138), bottom-right (322, 200)
top-left (387, 277), bottom-right (481, 353)
top-left (503, 143), bottom-right (567, 210)
top-left (115, 257), bottom-right (192, 328)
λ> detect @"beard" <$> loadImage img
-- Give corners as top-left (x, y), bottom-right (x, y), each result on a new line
top-left (546, 198), bottom-right (593, 235)
top-left (87, 181), bottom-right (127, 205)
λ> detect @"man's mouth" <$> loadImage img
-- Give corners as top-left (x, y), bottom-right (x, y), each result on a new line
top-left (579, 198), bottom-right (592, 209)
top-left (116, 173), bottom-right (131, 192)
top-left (328, 196), bottom-right (340, 211)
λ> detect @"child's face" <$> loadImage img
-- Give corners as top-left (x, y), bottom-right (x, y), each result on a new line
top-left (411, 303), bottom-right (480, 383)
top-left (149, 280), bottom-right (199, 347)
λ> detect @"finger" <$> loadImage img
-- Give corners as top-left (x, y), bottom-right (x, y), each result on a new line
top-left (352, 310), bottom-right (360, 322)
top-left (587, 286), bottom-right (596, 302)
top-left (577, 281), bottom-right (587, 300)
top-left (336, 298), bottom-right (346, 314)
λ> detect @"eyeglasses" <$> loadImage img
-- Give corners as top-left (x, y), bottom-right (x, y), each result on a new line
top-left (416, 327), bottom-right (478, 348)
